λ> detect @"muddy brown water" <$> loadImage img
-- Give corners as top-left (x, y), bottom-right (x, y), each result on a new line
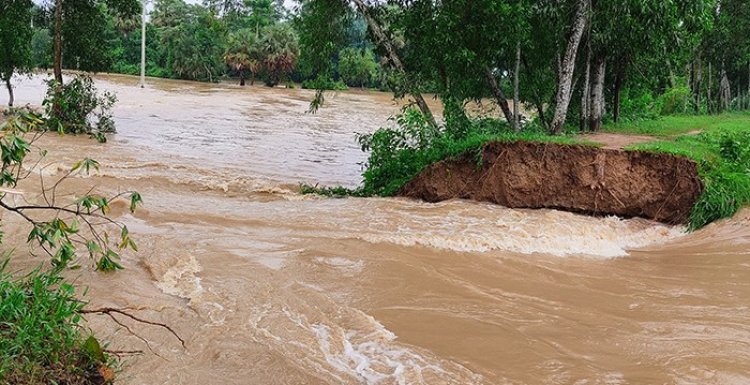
top-left (3, 74), bottom-right (750, 385)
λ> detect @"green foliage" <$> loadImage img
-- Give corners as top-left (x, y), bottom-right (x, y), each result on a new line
top-left (31, 28), bottom-right (53, 69)
top-left (299, 183), bottom-right (365, 197)
top-left (43, 75), bottom-right (117, 142)
top-left (0, 110), bottom-right (141, 271)
top-left (628, 121), bottom-right (750, 229)
top-left (158, 4), bottom-right (227, 82)
top-left (0, 0), bottom-right (34, 103)
top-left (655, 86), bottom-right (692, 116)
top-left (224, 28), bottom-right (263, 85)
top-left (337, 47), bottom-right (378, 88)
top-left (258, 24), bottom-right (300, 87)
top-left (0, 264), bottom-right (112, 385)
top-left (301, 75), bottom-right (348, 91)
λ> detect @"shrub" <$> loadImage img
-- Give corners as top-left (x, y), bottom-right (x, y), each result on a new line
top-left (302, 75), bottom-right (348, 91)
top-left (43, 75), bottom-right (117, 142)
top-left (655, 86), bottom-right (691, 115)
top-left (337, 48), bottom-right (378, 88)
top-left (0, 263), bottom-right (114, 385)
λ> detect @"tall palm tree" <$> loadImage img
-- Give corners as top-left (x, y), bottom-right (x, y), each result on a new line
top-left (259, 24), bottom-right (299, 87)
top-left (223, 28), bottom-right (261, 86)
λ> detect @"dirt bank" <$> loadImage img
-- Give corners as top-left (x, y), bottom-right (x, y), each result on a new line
top-left (399, 141), bottom-right (704, 224)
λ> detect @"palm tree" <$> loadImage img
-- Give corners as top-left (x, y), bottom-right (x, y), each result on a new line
top-left (223, 28), bottom-right (261, 86)
top-left (258, 24), bottom-right (299, 87)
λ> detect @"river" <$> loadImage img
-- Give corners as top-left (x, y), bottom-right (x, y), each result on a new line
top-left (4, 74), bottom-right (750, 385)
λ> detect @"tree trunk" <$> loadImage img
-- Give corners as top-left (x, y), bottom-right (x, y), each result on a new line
top-left (613, 64), bottom-right (623, 123)
top-left (350, 0), bottom-right (437, 127)
top-left (708, 62), bottom-right (712, 114)
top-left (720, 66), bottom-right (731, 112)
top-left (521, 58), bottom-right (549, 130)
top-left (513, 41), bottom-right (521, 131)
top-left (693, 58), bottom-right (702, 113)
top-left (5, 76), bottom-right (14, 107)
top-left (580, 42), bottom-right (591, 130)
top-left (53, 0), bottom-right (63, 84)
top-left (239, 72), bottom-right (245, 86)
top-left (550, 0), bottom-right (589, 134)
top-left (484, 67), bottom-right (515, 125)
top-left (588, 57), bottom-right (606, 132)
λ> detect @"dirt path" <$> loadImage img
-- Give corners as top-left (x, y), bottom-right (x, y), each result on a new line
top-left (577, 133), bottom-right (658, 149)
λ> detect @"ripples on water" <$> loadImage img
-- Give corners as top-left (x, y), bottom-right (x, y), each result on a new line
top-left (5, 74), bottom-right (750, 385)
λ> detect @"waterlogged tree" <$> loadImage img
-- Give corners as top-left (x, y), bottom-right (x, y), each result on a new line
top-left (338, 47), bottom-right (377, 88)
top-left (259, 23), bottom-right (300, 86)
top-left (0, 0), bottom-right (34, 107)
top-left (224, 28), bottom-right (263, 85)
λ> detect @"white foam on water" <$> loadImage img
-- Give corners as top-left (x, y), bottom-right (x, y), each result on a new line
top-left (247, 298), bottom-right (484, 385)
top-left (348, 202), bottom-right (687, 258)
top-left (154, 255), bottom-right (204, 299)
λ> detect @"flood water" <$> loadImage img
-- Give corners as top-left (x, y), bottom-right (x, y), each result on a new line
top-left (3, 74), bottom-right (750, 385)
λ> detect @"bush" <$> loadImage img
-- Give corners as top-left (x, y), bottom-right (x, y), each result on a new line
top-left (655, 86), bottom-right (692, 115)
top-left (0, 264), bottom-right (114, 385)
top-left (618, 88), bottom-right (659, 121)
top-left (302, 75), bottom-right (348, 91)
top-left (337, 48), bottom-right (378, 88)
top-left (43, 75), bottom-right (117, 142)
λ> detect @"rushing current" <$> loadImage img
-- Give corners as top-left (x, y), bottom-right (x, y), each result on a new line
top-left (4, 74), bottom-right (750, 385)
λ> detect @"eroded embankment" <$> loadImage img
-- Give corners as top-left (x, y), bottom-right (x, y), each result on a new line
top-left (399, 141), bottom-right (703, 224)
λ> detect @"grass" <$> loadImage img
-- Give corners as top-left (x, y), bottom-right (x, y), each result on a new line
top-left (604, 111), bottom-right (750, 137)
top-left (0, 262), bottom-right (114, 385)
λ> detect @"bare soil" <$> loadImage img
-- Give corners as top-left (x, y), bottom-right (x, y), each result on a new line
top-left (577, 133), bottom-right (657, 149)
top-left (399, 141), bottom-right (703, 224)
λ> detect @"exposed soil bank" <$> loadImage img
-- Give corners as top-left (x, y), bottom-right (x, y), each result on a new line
top-left (399, 141), bottom-right (704, 224)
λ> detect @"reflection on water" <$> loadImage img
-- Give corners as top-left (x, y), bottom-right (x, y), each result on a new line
top-left (3, 74), bottom-right (750, 385)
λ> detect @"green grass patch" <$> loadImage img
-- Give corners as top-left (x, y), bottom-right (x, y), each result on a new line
top-left (0, 262), bottom-right (114, 385)
top-left (605, 112), bottom-right (750, 137)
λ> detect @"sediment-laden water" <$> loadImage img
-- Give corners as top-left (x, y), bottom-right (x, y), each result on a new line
top-left (3, 74), bottom-right (749, 385)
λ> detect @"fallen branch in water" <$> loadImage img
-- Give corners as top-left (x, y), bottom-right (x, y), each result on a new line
top-left (81, 307), bottom-right (186, 354)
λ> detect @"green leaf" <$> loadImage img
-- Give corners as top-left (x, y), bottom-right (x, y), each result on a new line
top-left (83, 335), bottom-right (106, 362)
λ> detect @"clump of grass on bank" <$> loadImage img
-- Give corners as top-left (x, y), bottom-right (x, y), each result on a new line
top-left (0, 262), bottom-right (114, 385)
top-left (627, 122), bottom-right (750, 229)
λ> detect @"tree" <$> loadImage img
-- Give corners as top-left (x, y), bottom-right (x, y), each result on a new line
top-left (337, 47), bottom-right (377, 88)
top-left (259, 23), bottom-right (299, 86)
top-left (45, 0), bottom-right (140, 84)
top-left (224, 28), bottom-right (262, 85)
top-left (156, 2), bottom-right (227, 82)
top-left (549, 0), bottom-right (589, 134)
top-left (0, 0), bottom-right (34, 107)
top-left (31, 28), bottom-right (54, 70)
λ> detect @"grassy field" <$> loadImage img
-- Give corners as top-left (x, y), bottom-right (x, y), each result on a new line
top-left (604, 112), bottom-right (750, 137)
